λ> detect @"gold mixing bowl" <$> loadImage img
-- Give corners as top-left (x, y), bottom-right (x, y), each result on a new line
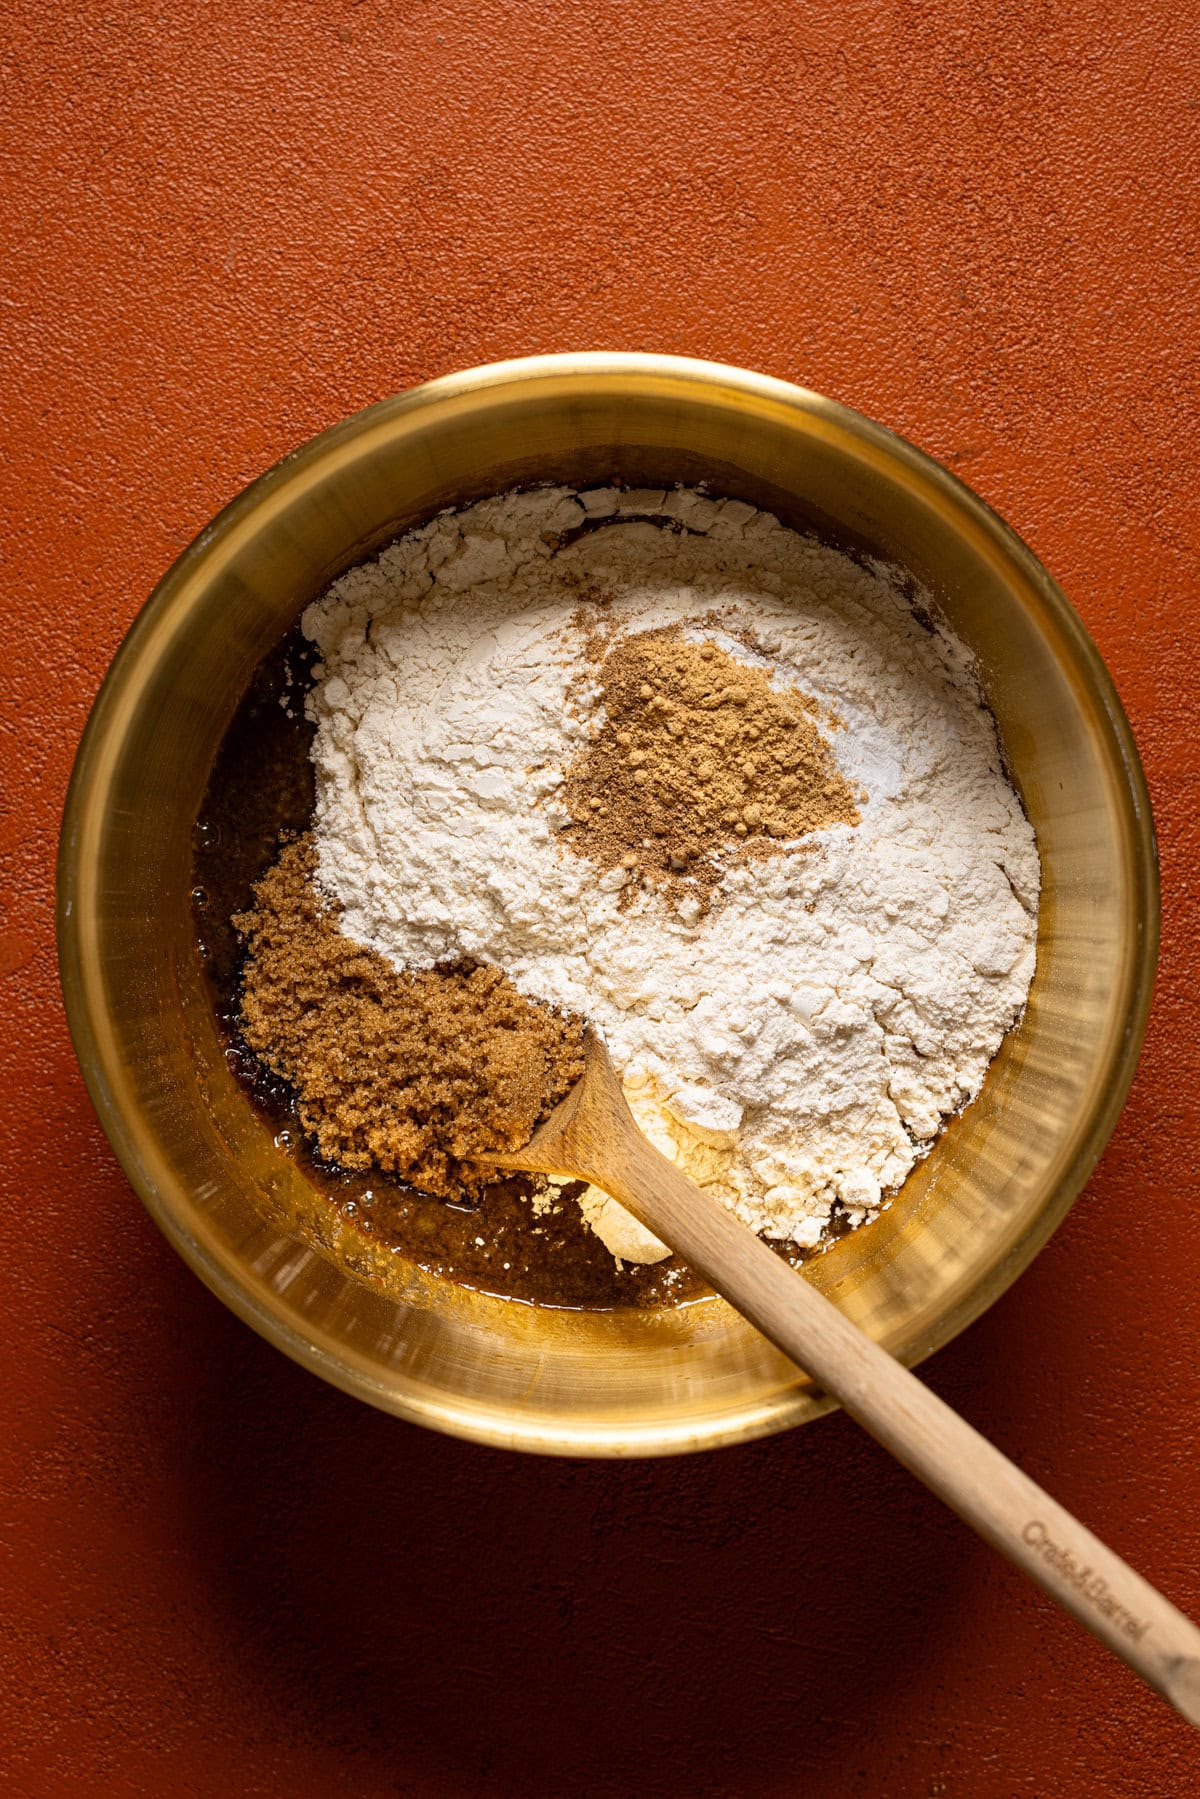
top-left (57, 354), bottom-right (1158, 1456)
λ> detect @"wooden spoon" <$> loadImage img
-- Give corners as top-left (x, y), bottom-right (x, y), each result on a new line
top-left (486, 1031), bottom-right (1200, 1727)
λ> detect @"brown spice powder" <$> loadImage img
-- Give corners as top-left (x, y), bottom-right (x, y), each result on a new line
top-left (234, 836), bottom-right (585, 1197)
top-left (560, 626), bottom-right (861, 897)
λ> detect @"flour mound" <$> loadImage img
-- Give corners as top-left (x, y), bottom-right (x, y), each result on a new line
top-left (302, 486), bottom-right (1039, 1264)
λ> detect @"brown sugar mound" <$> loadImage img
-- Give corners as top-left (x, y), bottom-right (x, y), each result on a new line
top-left (560, 627), bottom-right (861, 897)
top-left (234, 837), bottom-right (585, 1197)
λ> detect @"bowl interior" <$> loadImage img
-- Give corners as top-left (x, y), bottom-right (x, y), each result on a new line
top-left (58, 357), bottom-right (1157, 1455)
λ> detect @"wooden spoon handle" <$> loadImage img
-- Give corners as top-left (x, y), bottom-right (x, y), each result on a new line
top-left (605, 1127), bottom-right (1200, 1728)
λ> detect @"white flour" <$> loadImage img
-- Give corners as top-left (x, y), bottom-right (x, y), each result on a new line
top-left (302, 486), bottom-right (1039, 1264)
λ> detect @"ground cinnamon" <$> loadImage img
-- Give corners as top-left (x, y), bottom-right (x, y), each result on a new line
top-left (560, 626), bottom-right (860, 897)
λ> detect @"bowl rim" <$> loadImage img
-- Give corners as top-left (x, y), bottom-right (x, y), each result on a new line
top-left (56, 351), bottom-right (1161, 1455)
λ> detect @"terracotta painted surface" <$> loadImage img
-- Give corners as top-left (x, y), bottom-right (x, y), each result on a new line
top-left (3, 2), bottom-right (1199, 1792)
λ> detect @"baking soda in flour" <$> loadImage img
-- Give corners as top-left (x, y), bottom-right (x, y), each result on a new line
top-left (301, 486), bottom-right (1039, 1264)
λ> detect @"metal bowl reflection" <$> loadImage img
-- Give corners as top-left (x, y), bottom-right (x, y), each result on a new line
top-left (57, 354), bottom-right (1158, 1455)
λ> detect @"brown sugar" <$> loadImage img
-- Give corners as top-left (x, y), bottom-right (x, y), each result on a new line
top-left (560, 626), bottom-right (861, 897)
top-left (233, 836), bottom-right (585, 1197)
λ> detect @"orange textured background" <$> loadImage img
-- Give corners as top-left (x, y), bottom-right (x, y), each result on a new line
top-left (3, 3), bottom-right (1199, 1794)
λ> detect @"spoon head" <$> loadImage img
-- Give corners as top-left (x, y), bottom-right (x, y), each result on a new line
top-left (477, 1028), bottom-right (626, 1183)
